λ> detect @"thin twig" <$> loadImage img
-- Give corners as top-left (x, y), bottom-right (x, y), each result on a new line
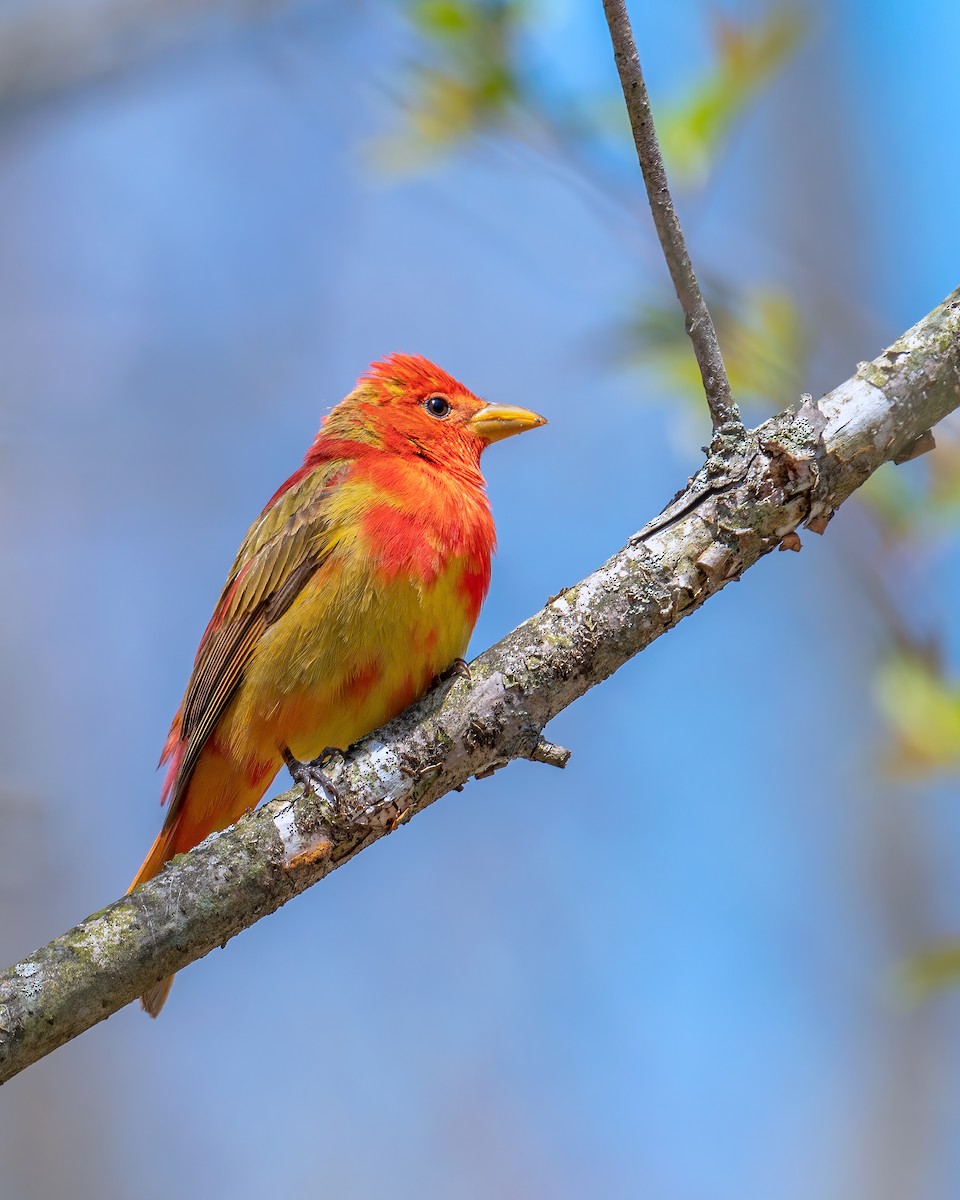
top-left (601, 0), bottom-right (742, 435)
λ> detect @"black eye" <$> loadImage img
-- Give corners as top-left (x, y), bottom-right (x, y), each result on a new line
top-left (424, 394), bottom-right (451, 418)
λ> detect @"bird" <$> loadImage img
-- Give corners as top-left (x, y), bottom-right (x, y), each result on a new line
top-left (129, 353), bottom-right (546, 1015)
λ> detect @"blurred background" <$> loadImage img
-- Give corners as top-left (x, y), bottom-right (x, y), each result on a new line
top-left (1, 1), bottom-right (959, 1197)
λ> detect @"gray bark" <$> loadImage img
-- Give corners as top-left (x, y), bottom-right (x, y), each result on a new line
top-left (0, 287), bottom-right (958, 1084)
top-left (602, 0), bottom-right (741, 433)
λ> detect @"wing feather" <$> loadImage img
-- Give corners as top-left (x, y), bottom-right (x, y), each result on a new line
top-left (163, 460), bottom-right (348, 821)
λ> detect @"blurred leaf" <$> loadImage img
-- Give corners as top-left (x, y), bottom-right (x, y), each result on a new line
top-left (857, 468), bottom-right (929, 538)
top-left (411, 0), bottom-right (474, 36)
top-left (875, 649), bottom-right (960, 776)
top-left (658, 8), bottom-right (806, 187)
top-left (618, 283), bottom-right (805, 414)
top-left (375, 0), bottom-right (528, 169)
top-left (928, 426), bottom-right (960, 512)
top-left (859, 415), bottom-right (960, 537)
top-left (898, 942), bottom-right (960, 1003)
top-left (386, 2), bottom-right (804, 185)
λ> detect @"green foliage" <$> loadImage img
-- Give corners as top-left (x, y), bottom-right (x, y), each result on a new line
top-left (875, 650), bottom-right (960, 777)
top-left (866, 433), bottom-right (960, 1003)
top-left (375, 0), bottom-right (528, 168)
top-left (657, 10), bottom-right (806, 186)
top-left (928, 427), bottom-right (960, 511)
top-left (619, 284), bottom-right (805, 414)
top-left (859, 422), bottom-right (960, 536)
top-left (898, 943), bottom-right (960, 1004)
top-left (857, 470), bottom-right (929, 538)
top-left (386, 1), bottom-right (804, 188)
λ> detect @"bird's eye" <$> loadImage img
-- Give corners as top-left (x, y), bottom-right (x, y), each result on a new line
top-left (424, 394), bottom-right (451, 419)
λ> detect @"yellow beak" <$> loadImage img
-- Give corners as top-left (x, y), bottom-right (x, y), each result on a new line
top-left (469, 403), bottom-right (548, 444)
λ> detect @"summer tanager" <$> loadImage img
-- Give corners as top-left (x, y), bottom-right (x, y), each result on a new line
top-left (130, 353), bottom-right (546, 1015)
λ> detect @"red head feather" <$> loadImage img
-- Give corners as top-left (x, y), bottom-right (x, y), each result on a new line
top-left (359, 353), bottom-right (467, 399)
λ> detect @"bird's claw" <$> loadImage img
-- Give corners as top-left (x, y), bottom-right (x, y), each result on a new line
top-left (316, 745), bottom-right (346, 769)
top-left (282, 746), bottom-right (349, 826)
top-left (434, 657), bottom-right (472, 687)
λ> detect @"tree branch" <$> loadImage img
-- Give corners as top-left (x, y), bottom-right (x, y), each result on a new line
top-left (601, 0), bottom-right (742, 435)
top-left (0, 287), bottom-right (958, 1084)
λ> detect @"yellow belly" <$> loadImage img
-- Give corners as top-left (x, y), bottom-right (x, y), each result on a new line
top-left (220, 550), bottom-right (477, 765)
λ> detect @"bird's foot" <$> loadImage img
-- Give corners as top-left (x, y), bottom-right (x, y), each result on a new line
top-left (282, 745), bottom-right (349, 826)
top-left (434, 657), bottom-right (472, 687)
top-left (316, 745), bottom-right (347, 770)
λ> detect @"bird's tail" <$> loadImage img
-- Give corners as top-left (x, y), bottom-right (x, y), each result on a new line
top-left (128, 743), bottom-right (278, 1017)
top-left (127, 822), bottom-right (183, 1018)
top-left (129, 827), bottom-right (176, 893)
top-left (140, 975), bottom-right (175, 1018)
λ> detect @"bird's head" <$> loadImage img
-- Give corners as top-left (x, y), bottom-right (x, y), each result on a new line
top-left (322, 353), bottom-right (547, 469)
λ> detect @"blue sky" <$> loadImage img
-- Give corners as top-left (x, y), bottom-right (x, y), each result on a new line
top-left (1, 2), bottom-right (959, 1198)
